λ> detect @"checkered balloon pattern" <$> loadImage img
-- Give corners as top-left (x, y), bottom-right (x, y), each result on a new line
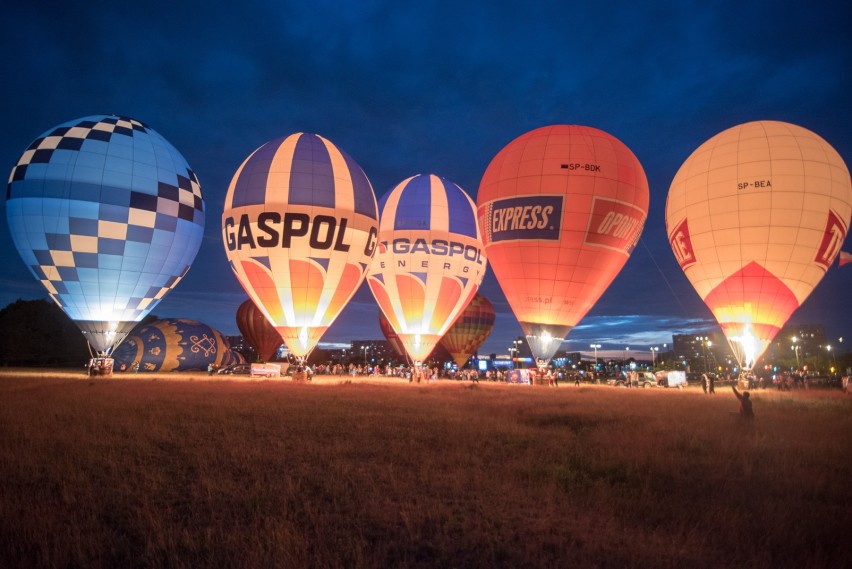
top-left (6, 115), bottom-right (205, 353)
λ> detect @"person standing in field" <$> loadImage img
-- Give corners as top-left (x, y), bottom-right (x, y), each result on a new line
top-left (731, 385), bottom-right (754, 419)
top-left (708, 373), bottom-right (716, 394)
top-left (701, 373), bottom-right (708, 394)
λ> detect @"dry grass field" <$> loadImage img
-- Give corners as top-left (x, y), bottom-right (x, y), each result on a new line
top-left (0, 369), bottom-right (850, 569)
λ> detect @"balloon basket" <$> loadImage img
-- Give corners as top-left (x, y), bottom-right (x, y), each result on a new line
top-left (534, 375), bottom-right (550, 386)
top-left (87, 357), bottom-right (114, 377)
top-left (291, 371), bottom-right (308, 382)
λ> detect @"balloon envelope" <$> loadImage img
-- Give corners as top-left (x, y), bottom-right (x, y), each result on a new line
top-left (5, 115), bottom-right (205, 354)
top-left (222, 133), bottom-right (379, 357)
top-left (477, 125), bottom-right (648, 365)
top-left (112, 318), bottom-right (241, 372)
top-left (666, 121), bottom-right (851, 369)
top-left (378, 310), bottom-right (406, 358)
top-left (440, 294), bottom-right (495, 367)
top-left (368, 174), bottom-right (487, 362)
top-left (236, 299), bottom-right (282, 362)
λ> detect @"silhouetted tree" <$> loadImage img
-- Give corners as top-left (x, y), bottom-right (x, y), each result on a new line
top-left (0, 299), bottom-right (89, 366)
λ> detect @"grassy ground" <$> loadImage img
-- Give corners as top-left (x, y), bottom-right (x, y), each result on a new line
top-left (0, 369), bottom-right (850, 568)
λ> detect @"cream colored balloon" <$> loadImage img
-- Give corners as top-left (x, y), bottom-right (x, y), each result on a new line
top-left (666, 121), bottom-right (851, 369)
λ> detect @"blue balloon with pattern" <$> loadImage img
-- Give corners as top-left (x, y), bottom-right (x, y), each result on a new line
top-left (112, 318), bottom-right (244, 372)
top-left (5, 115), bottom-right (205, 354)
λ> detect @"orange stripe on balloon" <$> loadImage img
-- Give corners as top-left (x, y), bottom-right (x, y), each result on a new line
top-left (429, 277), bottom-right (463, 332)
top-left (288, 259), bottom-right (324, 322)
top-left (324, 263), bottom-right (362, 325)
top-left (368, 279), bottom-right (400, 331)
top-left (395, 274), bottom-right (425, 327)
top-left (241, 260), bottom-right (284, 324)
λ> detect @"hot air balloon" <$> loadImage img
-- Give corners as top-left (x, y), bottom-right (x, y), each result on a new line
top-left (5, 115), bottom-right (205, 357)
top-left (112, 318), bottom-right (242, 372)
top-left (378, 310), bottom-right (406, 358)
top-left (666, 121), bottom-right (851, 371)
top-left (368, 174), bottom-right (487, 362)
top-left (222, 133), bottom-right (379, 359)
top-left (236, 298), bottom-right (282, 362)
top-left (477, 125), bottom-right (648, 366)
top-left (440, 294), bottom-right (495, 367)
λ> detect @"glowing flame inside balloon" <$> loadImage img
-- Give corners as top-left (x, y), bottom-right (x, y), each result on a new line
top-left (729, 327), bottom-right (758, 371)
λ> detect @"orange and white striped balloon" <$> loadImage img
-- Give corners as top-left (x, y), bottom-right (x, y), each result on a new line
top-left (368, 174), bottom-right (487, 362)
top-left (222, 133), bottom-right (379, 357)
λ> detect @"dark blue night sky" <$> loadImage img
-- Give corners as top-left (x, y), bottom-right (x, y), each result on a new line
top-left (2, 1), bottom-right (850, 359)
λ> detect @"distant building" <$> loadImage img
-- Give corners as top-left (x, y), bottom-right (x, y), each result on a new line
top-left (671, 332), bottom-right (734, 374)
top-left (350, 339), bottom-right (398, 365)
top-left (766, 324), bottom-right (826, 362)
top-left (552, 351), bottom-right (582, 368)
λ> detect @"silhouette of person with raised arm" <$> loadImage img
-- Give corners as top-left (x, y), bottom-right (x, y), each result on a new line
top-left (731, 385), bottom-right (754, 419)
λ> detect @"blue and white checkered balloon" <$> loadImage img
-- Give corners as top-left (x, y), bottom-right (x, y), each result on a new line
top-left (6, 115), bottom-right (205, 354)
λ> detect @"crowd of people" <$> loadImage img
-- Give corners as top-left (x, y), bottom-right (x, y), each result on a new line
top-left (292, 362), bottom-right (605, 385)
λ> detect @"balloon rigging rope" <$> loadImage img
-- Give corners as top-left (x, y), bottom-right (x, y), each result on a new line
top-left (640, 237), bottom-right (690, 316)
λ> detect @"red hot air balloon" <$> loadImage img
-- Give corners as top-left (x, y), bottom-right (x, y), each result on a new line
top-left (236, 299), bottom-right (282, 362)
top-left (440, 294), bottom-right (495, 368)
top-left (222, 133), bottom-right (379, 358)
top-left (666, 121), bottom-right (852, 371)
top-left (477, 125), bottom-right (649, 366)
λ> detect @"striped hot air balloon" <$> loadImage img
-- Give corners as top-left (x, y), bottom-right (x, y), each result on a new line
top-left (666, 121), bottom-right (852, 370)
top-left (222, 133), bottom-right (379, 358)
top-left (440, 294), bottom-right (495, 367)
top-left (368, 174), bottom-right (487, 362)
